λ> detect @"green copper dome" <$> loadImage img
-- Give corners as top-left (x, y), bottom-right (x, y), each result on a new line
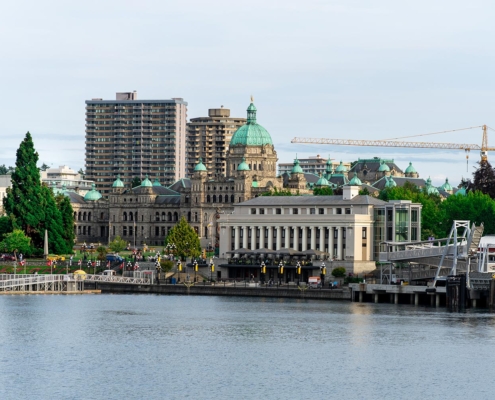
top-left (291, 158), bottom-right (304, 174)
top-left (456, 187), bottom-right (467, 196)
top-left (84, 183), bottom-right (102, 201)
top-left (194, 157), bottom-right (207, 172)
top-left (348, 175), bottom-right (362, 186)
top-left (237, 157), bottom-right (250, 171)
top-left (405, 162), bottom-right (417, 174)
top-left (385, 177), bottom-right (397, 188)
top-left (378, 160), bottom-right (390, 172)
top-left (315, 173), bottom-right (330, 187)
top-left (141, 175), bottom-right (152, 187)
top-left (152, 178), bottom-right (162, 187)
top-left (335, 161), bottom-right (347, 173)
top-left (112, 174), bottom-right (124, 188)
top-left (424, 177), bottom-right (439, 195)
top-left (439, 178), bottom-right (453, 191)
top-left (230, 100), bottom-right (273, 146)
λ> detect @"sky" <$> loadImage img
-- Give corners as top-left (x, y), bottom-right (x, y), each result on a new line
top-left (1, 0), bottom-right (494, 186)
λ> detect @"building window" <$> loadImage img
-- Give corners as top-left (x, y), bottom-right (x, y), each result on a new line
top-left (343, 229), bottom-right (346, 239)
top-left (310, 208), bottom-right (315, 214)
top-left (362, 227), bottom-right (367, 239)
top-left (334, 229), bottom-right (338, 239)
top-left (123, 226), bottom-right (127, 236)
top-left (318, 208), bottom-right (324, 215)
top-left (231, 228), bottom-right (235, 238)
top-left (293, 208), bottom-right (298, 214)
top-left (336, 208), bottom-right (342, 214)
top-left (412, 209), bottom-right (418, 222)
top-left (251, 208), bottom-right (256, 214)
top-left (345, 208), bottom-right (351, 214)
top-left (259, 208), bottom-right (265, 215)
top-left (276, 208), bottom-right (281, 214)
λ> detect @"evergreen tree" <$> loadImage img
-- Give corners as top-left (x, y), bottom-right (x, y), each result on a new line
top-left (131, 177), bottom-right (141, 188)
top-left (165, 216), bottom-right (201, 260)
top-left (467, 160), bottom-right (495, 198)
top-left (261, 187), bottom-right (293, 196)
top-left (0, 216), bottom-right (13, 239)
top-left (3, 132), bottom-right (45, 247)
top-left (313, 187), bottom-right (334, 195)
top-left (39, 163), bottom-right (50, 171)
top-left (56, 194), bottom-right (75, 252)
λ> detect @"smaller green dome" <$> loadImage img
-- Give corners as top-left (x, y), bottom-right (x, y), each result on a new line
top-left (194, 157), bottom-right (207, 172)
top-left (335, 161), bottom-right (347, 173)
top-left (141, 175), bottom-right (152, 187)
top-left (237, 157), bottom-right (250, 171)
top-left (152, 178), bottom-right (162, 187)
top-left (456, 187), bottom-right (467, 196)
top-left (385, 177), bottom-right (397, 188)
top-left (405, 162), bottom-right (417, 174)
top-left (84, 183), bottom-right (102, 201)
top-left (378, 160), bottom-right (390, 172)
top-left (315, 173), bottom-right (330, 187)
top-left (424, 177), bottom-right (439, 195)
top-left (291, 158), bottom-right (304, 174)
top-left (348, 175), bottom-right (362, 186)
top-left (439, 178), bottom-right (453, 192)
top-left (112, 174), bottom-right (124, 188)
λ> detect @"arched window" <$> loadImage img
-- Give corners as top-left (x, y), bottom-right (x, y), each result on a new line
top-left (129, 212), bottom-right (133, 221)
top-left (88, 227), bottom-right (91, 236)
top-left (135, 212), bottom-right (138, 222)
top-left (187, 211), bottom-right (191, 222)
top-left (218, 195), bottom-right (222, 203)
top-left (77, 226), bottom-right (81, 234)
top-left (231, 195), bottom-right (234, 203)
top-left (123, 226), bottom-right (127, 236)
top-left (83, 226), bottom-right (86, 235)
top-left (88, 212), bottom-right (91, 221)
top-left (123, 212), bottom-right (127, 221)
top-left (155, 212), bottom-right (160, 222)
top-left (213, 195), bottom-right (217, 203)
top-left (73, 212), bottom-right (77, 220)
top-left (207, 195), bottom-right (211, 203)
top-left (168, 212), bottom-right (172, 221)
top-left (224, 195), bottom-right (229, 203)
top-left (83, 212), bottom-right (87, 221)
top-left (161, 212), bottom-right (166, 221)
top-left (195, 197), bottom-right (198, 204)
top-left (174, 212), bottom-right (178, 221)
top-left (100, 212), bottom-right (104, 219)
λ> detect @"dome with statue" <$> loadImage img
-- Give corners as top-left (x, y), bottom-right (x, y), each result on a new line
top-left (230, 98), bottom-right (273, 146)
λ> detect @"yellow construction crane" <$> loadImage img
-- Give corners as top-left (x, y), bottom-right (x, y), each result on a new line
top-left (291, 124), bottom-right (495, 163)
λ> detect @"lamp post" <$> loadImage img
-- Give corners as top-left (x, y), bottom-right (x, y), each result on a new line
top-left (210, 259), bottom-right (215, 283)
top-left (296, 261), bottom-right (301, 286)
top-left (193, 260), bottom-right (198, 283)
top-left (320, 262), bottom-right (326, 288)
top-left (155, 261), bottom-right (161, 284)
top-left (165, 243), bottom-right (176, 260)
top-left (260, 261), bottom-right (266, 284)
top-left (278, 261), bottom-right (284, 286)
top-left (176, 260), bottom-right (182, 283)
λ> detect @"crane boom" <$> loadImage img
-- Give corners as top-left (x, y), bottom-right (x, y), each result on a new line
top-left (290, 137), bottom-right (481, 150)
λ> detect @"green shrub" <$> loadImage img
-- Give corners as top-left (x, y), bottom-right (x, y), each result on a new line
top-left (331, 267), bottom-right (346, 278)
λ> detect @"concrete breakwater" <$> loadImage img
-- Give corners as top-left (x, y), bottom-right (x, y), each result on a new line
top-left (97, 282), bottom-right (352, 300)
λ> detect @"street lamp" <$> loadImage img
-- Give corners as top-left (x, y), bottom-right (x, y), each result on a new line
top-left (296, 261), bottom-right (301, 286)
top-left (278, 261), bottom-right (284, 286)
top-left (260, 261), bottom-right (266, 284)
top-left (193, 260), bottom-right (198, 282)
top-left (210, 259), bottom-right (215, 283)
top-left (320, 262), bottom-right (326, 288)
top-left (176, 260), bottom-right (182, 283)
top-left (155, 261), bottom-right (161, 284)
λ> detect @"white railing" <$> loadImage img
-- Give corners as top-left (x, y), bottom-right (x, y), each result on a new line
top-left (0, 274), bottom-right (69, 290)
top-left (74, 274), bottom-right (152, 285)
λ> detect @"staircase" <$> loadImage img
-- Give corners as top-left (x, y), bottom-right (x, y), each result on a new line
top-left (468, 223), bottom-right (484, 256)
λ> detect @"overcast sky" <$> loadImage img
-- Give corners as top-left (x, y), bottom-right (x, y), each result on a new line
top-left (1, 0), bottom-right (494, 186)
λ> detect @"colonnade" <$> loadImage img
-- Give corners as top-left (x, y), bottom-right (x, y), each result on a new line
top-left (230, 225), bottom-right (350, 259)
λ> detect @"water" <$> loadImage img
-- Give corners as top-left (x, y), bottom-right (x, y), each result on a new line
top-left (0, 295), bottom-right (494, 400)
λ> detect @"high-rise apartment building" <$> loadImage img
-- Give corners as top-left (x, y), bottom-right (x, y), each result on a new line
top-left (186, 107), bottom-right (246, 178)
top-left (85, 91), bottom-right (187, 194)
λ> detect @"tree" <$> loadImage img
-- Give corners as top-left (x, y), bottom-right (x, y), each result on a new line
top-left (313, 187), bottom-right (334, 195)
top-left (165, 216), bottom-right (201, 260)
top-left (131, 177), bottom-right (141, 188)
top-left (0, 216), bottom-right (13, 239)
top-left (96, 246), bottom-right (107, 261)
top-left (77, 168), bottom-right (85, 178)
top-left (0, 164), bottom-right (13, 175)
top-left (56, 194), bottom-right (75, 252)
top-left (3, 132), bottom-right (45, 247)
top-left (261, 187), bottom-right (293, 196)
top-left (0, 229), bottom-right (31, 259)
top-left (39, 163), bottom-right (50, 171)
top-left (359, 187), bottom-right (370, 196)
top-left (41, 185), bottom-right (68, 254)
top-left (466, 160), bottom-right (495, 198)
top-left (109, 236), bottom-right (126, 253)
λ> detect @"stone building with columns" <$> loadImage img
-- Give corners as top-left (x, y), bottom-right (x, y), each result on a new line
top-left (218, 185), bottom-right (422, 277)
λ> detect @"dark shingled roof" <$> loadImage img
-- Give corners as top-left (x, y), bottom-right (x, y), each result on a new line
top-left (350, 158), bottom-right (404, 174)
top-left (238, 195), bottom-right (387, 207)
top-left (130, 186), bottom-right (180, 196)
top-left (66, 191), bottom-right (87, 204)
top-left (372, 176), bottom-right (426, 190)
top-left (155, 196), bottom-right (181, 205)
top-left (169, 178), bottom-right (191, 192)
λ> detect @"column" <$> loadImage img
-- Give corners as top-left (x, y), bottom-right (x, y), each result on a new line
top-left (276, 227), bottom-right (282, 250)
top-left (394, 293), bottom-right (399, 304)
top-left (414, 293), bottom-right (419, 306)
top-left (234, 227), bottom-right (240, 250)
top-left (374, 293), bottom-right (379, 303)
top-left (259, 227), bottom-right (265, 249)
top-left (267, 226), bottom-right (273, 249)
top-left (435, 294), bottom-right (440, 308)
top-left (310, 226), bottom-right (316, 250)
top-left (359, 291), bottom-right (363, 303)
top-left (328, 227), bottom-right (334, 259)
top-left (319, 226), bottom-right (325, 253)
top-left (251, 227), bottom-right (256, 249)
top-left (337, 227), bottom-right (343, 260)
top-left (302, 227), bottom-right (308, 251)
top-left (242, 227), bottom-right (248, 248)
top-left (293, 227), bottom-right (299, 250)
top-left (471, 299), bottom-right (477, 308)
top-left (285, 226), bottom-right (290, 248)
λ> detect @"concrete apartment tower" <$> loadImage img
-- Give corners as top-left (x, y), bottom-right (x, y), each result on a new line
top-left (186, 106), bottom-right (246, 178)
top-left (85, 91), bottom-right (187, 195)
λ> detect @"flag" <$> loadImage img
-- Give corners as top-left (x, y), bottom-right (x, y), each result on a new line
top-left (46, 260), bottom-right (52, 267)
top-left (20, 260), bottom-right (25, 266)
top-left (107, 261), bottom-right (110, 268)
top-left (78, 259), bottom-right (82, 266)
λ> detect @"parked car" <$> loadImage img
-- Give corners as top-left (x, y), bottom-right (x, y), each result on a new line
top-left (106, 254), bottom-right (124, 263)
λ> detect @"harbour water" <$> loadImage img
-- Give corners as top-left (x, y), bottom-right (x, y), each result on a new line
top-left (0, 295), bottom-right (494, 400)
